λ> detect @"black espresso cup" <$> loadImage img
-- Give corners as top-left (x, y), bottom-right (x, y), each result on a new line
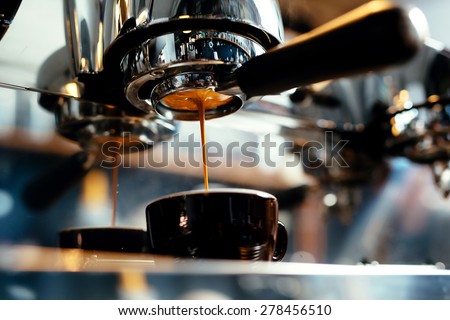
top-left (145, 189), bottom-right (288, 261)
top-left (59, 227), bottom-right (148, 253)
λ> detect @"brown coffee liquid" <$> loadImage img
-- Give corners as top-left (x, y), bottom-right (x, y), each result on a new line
top-left (111, 157), bottom-right (119, 226)
top-left (162, 89), bottom-right (233, 111)
top-left (198, 99), bottom-right (209, 190)
top-left (163, 89), bottom-right (233, 190)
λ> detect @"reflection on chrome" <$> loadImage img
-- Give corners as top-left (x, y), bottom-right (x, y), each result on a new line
top-left (65, 0), bottom-right (283, 76)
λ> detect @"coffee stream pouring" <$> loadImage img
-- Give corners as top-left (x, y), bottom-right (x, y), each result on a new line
top-left (0, 0), bottom-right (428, 256)
top-left (6, 0), bottom-right (424, 211)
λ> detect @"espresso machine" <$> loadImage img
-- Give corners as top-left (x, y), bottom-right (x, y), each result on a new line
top-left (1, 0), bottom-right (450, 300)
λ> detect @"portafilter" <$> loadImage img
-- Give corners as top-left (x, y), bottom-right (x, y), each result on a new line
top-left (64, 0), bottom-right (426, 121)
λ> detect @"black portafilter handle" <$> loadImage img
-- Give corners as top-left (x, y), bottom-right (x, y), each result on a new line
top-left (236, 1), bottom-right (425, 98)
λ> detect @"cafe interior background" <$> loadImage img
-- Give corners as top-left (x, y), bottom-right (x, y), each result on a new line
top-left (1, 0), bottom-right (450, 299)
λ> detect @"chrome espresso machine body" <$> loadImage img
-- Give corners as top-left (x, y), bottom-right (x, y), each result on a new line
top-left (1, 0), bottom-right (450, 299)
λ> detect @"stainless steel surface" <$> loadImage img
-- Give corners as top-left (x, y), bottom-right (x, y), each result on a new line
top-left (1, 245), bottom-right (450, 299)
top-left (35, 44), bottom-right (178, 153)
top-left (65, 0), bottom-right (153, 75)
top-left (0, 0), bottom-right (282, 93)
top-left (51, 95), bottom-right (178, 153)
top-left (123, 30), bottom-right (264, 119)
top-left (12, 0), bottom-right (283, 145)
top-left (1, 0), bottom-right (425, 123)
top-left (0, 245), bottom-right (445, 275)
top-left (66, 0), bottom-right (283, 76)
top-left (120, 0), bottom-right (284, 119)
top-left (60, 0), bottom-right (285, 121)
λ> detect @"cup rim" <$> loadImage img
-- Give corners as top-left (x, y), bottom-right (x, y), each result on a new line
top-left (147, 188), bottom-right (277, 205)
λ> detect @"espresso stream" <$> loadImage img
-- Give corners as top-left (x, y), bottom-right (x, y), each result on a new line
top-left (198, 100), bottom-right (209, 190)
top-left (163, 89), bottom-right (233, 190)
top-left (108, 89), bottom-right (230, 225)
top-left (111, 164), bottom-right (118, 226)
